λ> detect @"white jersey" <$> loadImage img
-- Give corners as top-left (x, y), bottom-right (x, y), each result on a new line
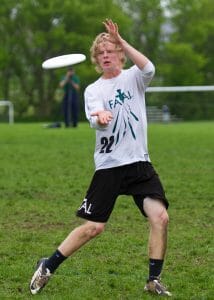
top-left (84, 61), bottom-right (155, 170)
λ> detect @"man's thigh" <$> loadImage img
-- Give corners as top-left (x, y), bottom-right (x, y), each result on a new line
top-left (143, 197), bottom-right (168, 221)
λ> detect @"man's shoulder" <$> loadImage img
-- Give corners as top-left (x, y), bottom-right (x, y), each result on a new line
top-left (85, 77), bottom-right (102, 92)
top-left (73, 74), bottom-right (80, 83)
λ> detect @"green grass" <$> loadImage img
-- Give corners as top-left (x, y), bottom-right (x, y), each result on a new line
top-left (0, 122), bottom-right (213, 299)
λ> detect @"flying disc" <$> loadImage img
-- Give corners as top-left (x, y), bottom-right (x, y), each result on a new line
top-left (42, 54), bottom-right (86, 69)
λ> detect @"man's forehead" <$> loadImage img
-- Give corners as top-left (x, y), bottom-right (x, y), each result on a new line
top-left (97, 41), bottom-right (116, 50)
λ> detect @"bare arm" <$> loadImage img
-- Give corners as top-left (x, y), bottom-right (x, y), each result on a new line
top-left (59, 77), bottom-right (68, 88)
top-left (72, 81), bottom-right (80, 91)
top-left (103, 19), bottom-right (149, 69)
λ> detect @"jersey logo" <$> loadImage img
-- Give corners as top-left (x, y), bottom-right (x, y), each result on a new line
top-left (108, 89), bottom-right (139, 142)
top-left (78, 198), bottom-right (92, 215)
top-left (108, 89), bottom-right (133, 109)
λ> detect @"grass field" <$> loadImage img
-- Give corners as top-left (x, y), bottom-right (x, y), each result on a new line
top-left (0, 122), bottom-right (213, 300)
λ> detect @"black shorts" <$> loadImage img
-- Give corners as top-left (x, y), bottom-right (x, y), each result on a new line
top-left (76, 161), bottom-right (168, 223)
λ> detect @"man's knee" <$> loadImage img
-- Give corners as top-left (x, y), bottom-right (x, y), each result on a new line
top-left (157, 209), bottom-right (169, 227)
top-left (150, 209), bottom-right (169, 229)
top-left (84, 221), bottom-right (105, 239)
top-left (144, 198), bottom-right (169, 228)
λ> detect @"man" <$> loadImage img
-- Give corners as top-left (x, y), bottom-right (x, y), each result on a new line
top-left (59, 67), bottom-right (80, 127)
top-left (30, 19), bottom-right (171, 297)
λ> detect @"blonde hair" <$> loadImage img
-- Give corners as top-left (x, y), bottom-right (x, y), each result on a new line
top-left (90, 32), bottom-right (126, 73)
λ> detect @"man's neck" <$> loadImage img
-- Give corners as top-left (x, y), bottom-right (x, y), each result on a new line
top-left (102, 69), bottom-right (122, 79)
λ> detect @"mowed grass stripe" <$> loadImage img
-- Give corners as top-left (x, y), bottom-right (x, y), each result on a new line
top-left (0, 122), bottom-right (213, 299)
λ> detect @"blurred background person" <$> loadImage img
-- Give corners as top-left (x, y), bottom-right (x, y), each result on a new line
top-left (59, 68), bottom-right (80, 127)
top-left (162, 104), bottom-right (170, 123)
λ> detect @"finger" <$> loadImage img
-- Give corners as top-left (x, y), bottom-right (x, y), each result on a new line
top-left (105, 18), bottom-right (111, 25)
top-left (107, 114), bottom-right (113, 120)
top-left (103, 23), bottom-right (110, 33)
top-left (108, 21), bottom-right (114, 32)
top-left (103, 19), bottom-right (115, 33)
top-left (102, 20), bottom-right (108, 28)
top-left (103, 19), bottom-right (110, 28)
top-left (90, 111), bottom-right (100, 116)
top-left (99, 117), bottom-right (108, 125)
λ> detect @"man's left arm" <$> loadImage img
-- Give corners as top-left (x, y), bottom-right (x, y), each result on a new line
top-left (103, 19), bottom-right (150, 70)
top-left (71, 75), bottom-right (80, 91)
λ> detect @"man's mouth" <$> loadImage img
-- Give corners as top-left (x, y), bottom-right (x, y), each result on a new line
top-left (103, 61), bottom-right (111, 66)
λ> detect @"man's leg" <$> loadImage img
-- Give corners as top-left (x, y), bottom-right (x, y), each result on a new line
top-left (143, 197), bottom-right (171, 296)
top-left (58, 221), bottom-right (105, 256)
top-left (63, 97), bottom-right (70, 127)
top-left (71, 98), bottom-right (78, 127)
top-left (30, 221), bottom-right (105, 295)
top-left (143, 197), bottom-right (168, 260)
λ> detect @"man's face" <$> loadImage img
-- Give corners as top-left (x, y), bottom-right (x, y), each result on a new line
top-left (67, 69), bottom-right (74, 77)
top-left (96, 41), bottom-right (122, 73)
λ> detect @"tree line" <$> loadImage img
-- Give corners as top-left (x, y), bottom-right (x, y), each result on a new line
top-left (0, 0), bottom-right (213, 121)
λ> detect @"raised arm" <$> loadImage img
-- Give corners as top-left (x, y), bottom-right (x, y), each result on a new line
top-left (103, 19), bottom-right (149, 70)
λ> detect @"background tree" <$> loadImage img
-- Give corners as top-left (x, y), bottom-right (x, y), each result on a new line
top-left (0, 0), bottom-right (130, 121)
top-left (0, 0), bottom-right (17, 101)
top-left (156, 0), bottom-right (214, 119)
top-left (115, 0), bottom-right (165, 66)
top-left (0, 0), bottom-right (213, 121)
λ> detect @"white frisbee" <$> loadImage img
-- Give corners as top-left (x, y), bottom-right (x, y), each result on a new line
top-left (42, 54), bottom-right (86, 69)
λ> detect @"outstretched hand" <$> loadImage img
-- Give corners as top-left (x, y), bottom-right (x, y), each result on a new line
top-left (91, 110), bottom-right (113, 126)
top-left (103, 19), bottom-right (122, 44)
